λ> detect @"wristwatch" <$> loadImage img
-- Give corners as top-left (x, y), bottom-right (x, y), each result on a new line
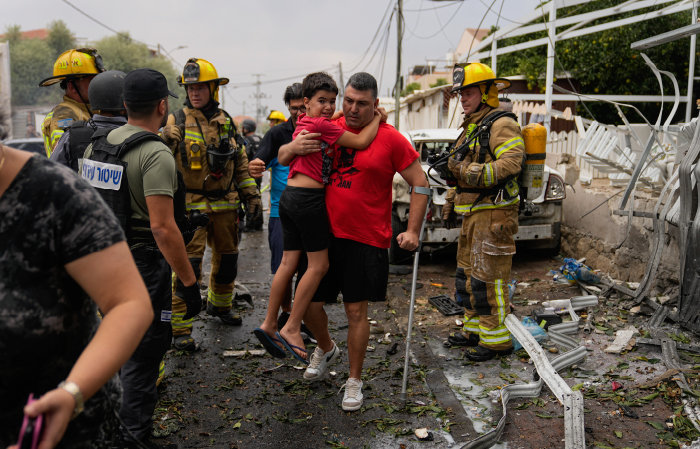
top-left (58, 381), bottom-right (84, 419)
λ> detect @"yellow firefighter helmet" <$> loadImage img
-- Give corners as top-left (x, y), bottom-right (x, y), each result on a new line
top-left (39, 48), bottom-right (105, 87)
top-left (267, 110), bottom-right (286, 123)
top-left (177, 58), bottom-right (228, 103)
top-left (451, 62), bottom-right (511, 108)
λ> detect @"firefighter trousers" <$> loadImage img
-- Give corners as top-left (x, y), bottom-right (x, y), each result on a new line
top-left (172, 210), bottom-right (240, 336)
top-left (454, 206), bottom-right (518, 351)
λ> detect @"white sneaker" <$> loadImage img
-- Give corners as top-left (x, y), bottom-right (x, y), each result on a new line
top-left (341, 378), bottom-right (364, 411)
top-left (304, 342), bottom-right (339, 381)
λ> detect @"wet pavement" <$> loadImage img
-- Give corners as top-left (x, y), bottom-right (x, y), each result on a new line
top-left (152, 216), bottom-right (700, 448)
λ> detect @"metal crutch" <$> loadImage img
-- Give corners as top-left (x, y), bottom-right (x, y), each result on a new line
top-left (400, 186), bottom-right (432, 403)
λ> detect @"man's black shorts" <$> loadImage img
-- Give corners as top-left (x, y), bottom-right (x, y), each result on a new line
top-left (279, 185), bottom-right (329, 252)
top-left (313, 236), bottom-right (389, 304)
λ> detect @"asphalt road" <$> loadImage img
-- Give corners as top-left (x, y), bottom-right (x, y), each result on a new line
top-left (152, 219), bottom-right (697, 448)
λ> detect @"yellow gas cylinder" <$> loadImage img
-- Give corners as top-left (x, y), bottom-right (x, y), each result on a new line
top-left (521, 123), bottom-right (547, 200)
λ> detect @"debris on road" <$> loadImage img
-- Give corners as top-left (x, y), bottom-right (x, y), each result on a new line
top-left (604, 325), bottom-right (639, 354)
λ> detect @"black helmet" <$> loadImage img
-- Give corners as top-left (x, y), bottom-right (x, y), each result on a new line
top-left (241, 119), bottom-right (256, 134)
top-left (88, 70), bottom-right (126, 113)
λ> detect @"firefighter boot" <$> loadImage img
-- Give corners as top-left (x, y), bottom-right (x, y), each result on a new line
top-left (206, 301), bottom-right (242, 325)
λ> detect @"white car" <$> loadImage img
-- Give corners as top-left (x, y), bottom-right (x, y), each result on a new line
top-left (391, 128), bottom-right (566, 264)
top-left (2, 137), bottom-right (45, 156)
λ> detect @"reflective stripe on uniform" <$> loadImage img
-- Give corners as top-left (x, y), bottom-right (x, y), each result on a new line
top-left (493, 137), bottom-right (524, 159)
top-left (185, 131), bottom-right (205, 144)
top-left (478, 323), bottom-right (512, 346)
top-left (208, 289), bottom-right (232, 307)
top-left (171, 313), bottom-right (194, 329)
top-left (484, 163), bottom-right (494, 186)
top-left (50, 129), bottom-right (64, 146)
top-left (462, 316), bottom-right (480, 334)
top-left (495, 278), bottom-right (506, 324)
top-left (186, 200), bottom-right (240, 212)
top-left (238, 178), bottom-right (256, 189)
top-left (454, 196), bottom-right (519, 214)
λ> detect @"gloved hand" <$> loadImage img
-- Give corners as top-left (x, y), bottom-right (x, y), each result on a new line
top-left (161, 124), bottom-right (183, 145)
top-left (180, 281), bottom-right (202, 320)
top-left (246, 197), bottom-right (263, 229)
top-left (447, 157), bottom-right (461, 177)
top-left (463, 162), bottom-right (484, 186)
top-left (442, 203), bottom-right (457, 230)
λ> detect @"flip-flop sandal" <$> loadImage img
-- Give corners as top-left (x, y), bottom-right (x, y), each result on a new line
top-left (174, 335), bottom-right (196, 351)
top-left (253, 328), bottom-right (287, 359)
top-left (276, 331), bottom-right (309, 365)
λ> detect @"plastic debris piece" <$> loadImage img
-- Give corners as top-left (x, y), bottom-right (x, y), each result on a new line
top-left (222, 349), bottom-right (266, 357)
top-left (508, 279), bottom-right (517, 301)
top-left (558, 258), bottom-right (601, 284)
top-left (611, 381), bottom-right (623, 391)
top-left (513, 316), bottom-right (548, 351)
top-left (387, 342), bottom-right (399, 356)
top-left (414, 428), bottom-right (434, 441)
top-left (604, 326), bottom-right (639, 354)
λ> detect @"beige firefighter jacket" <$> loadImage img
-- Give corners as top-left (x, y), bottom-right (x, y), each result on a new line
top-left (165, 107), bottom-right (259, 214)
top-left (42, 96), bottom-right (91, 157)
top-left (448, 106), bottom-right (524, 216)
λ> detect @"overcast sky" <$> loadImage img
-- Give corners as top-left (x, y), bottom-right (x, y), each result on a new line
top-left (5, 0), bottom-right (541, 121)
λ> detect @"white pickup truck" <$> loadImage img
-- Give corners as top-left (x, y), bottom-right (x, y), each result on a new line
top-left (391, 128), bottom-right (566, 264)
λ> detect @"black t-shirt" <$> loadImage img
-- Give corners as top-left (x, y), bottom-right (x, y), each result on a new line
top-left (255, 119), bottom-right (295, 164)
top-left (0, 155), bottom-right (125, 447)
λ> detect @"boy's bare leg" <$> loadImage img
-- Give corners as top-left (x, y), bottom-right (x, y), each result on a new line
top-left (280, 249), bottom-right (328, 359)
top-left (259, 250), bottom-right (301, 337)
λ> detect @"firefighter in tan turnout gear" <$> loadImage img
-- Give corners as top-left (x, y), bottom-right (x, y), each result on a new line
top-left (444, 62), bottom-right (524, 362)
top-left (162, 58), bottom-right (262, 350)
top-left (39, 48), bottom-right (105, 157)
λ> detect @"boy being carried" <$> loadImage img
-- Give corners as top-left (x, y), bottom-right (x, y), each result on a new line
top-left (254, 72), bottom-right (382, 363)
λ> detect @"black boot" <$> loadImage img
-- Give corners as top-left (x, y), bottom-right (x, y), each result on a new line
top-left (206, 302), bottom-right (242, 325)
top-left (445, 333), bottom-right (480, 347)
top-left (465, 345), bottom-right (513, 362)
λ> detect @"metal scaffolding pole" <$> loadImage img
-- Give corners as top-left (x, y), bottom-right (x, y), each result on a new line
top-left (544, 0), bottom-right (556, 133)
top-left (686, 1), bottom-right (698, 122)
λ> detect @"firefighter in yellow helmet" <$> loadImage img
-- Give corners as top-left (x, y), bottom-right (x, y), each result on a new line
top-left (266, 110), bottom-right (286, 127)
top-left (39, 48), bottom-right (105, 157)
top-left (161, 58), bottom-right (262, 351)
top-left (443, 62), bottom-right (524, 361)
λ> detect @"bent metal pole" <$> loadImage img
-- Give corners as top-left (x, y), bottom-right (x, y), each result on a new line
top-left (400, 186), bottom-right (431, 402)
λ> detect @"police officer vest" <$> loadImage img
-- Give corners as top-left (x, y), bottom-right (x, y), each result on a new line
top-left (244, 134), bottom-right (261, 162)
top-left (82, 128), bottom-right (189, 246)
top-left (64, 120), bottom-right (97, 172)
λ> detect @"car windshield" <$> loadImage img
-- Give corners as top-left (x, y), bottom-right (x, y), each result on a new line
top-left (416, 141), bottom-right (452, 163)
top-left (3, 139), bottom-right (45, 157)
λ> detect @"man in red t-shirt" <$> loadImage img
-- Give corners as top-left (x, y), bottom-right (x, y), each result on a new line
top-left (279, 72), bottom-right (428, 411)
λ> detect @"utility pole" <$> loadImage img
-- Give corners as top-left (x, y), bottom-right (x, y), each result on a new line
top-left (252, 74), bottom-right (265, 124)
top-left (338, 61), bottom-right (344, 108)
top-left (394, 0), bottom-right (403, 130)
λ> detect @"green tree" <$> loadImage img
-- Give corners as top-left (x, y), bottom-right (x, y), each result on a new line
top-left (429, 78), bottom-right (448, 88)
top-left (94, 33), bottom-right (184, 109)
top-left (488, 0), bottom-right (694, 124)
top-left (46, 20), bottom-right (75, 58)
top-left (2, 28), bottom-right (61, 106)
top-left (4, 25), bottom-right (21, 45)
top-left (401, 82), bottom-right (421, 96)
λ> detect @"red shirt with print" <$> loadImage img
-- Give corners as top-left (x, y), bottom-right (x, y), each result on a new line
top-left (325, 118), bottom-right (418, 248)
top-left (289, 113), bottom-right (345, 183)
